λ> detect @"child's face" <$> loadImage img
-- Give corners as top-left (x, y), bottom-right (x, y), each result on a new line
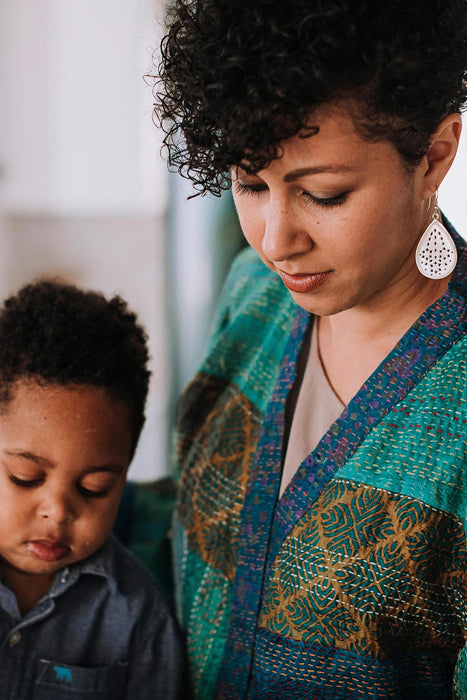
top-left (0, 380), bottom-right (132, 599)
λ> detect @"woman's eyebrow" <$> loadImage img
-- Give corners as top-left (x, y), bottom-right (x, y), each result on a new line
top-left (284, 165), bottom-right (357, 182)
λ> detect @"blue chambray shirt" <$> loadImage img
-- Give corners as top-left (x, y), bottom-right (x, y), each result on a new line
top-left (0, 534), bottom-right (189, 699)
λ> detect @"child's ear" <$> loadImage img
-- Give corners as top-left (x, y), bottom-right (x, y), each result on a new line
top-left (419, 113), bottom-right (462, 199)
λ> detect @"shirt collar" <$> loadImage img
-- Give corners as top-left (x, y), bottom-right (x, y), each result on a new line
top-left (48, 535), bottom-right (119, 598)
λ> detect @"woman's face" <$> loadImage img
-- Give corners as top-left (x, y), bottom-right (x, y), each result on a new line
top-left (231, 108), bottom-right (430, 317)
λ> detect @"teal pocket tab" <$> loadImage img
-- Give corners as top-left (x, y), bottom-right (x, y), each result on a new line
top-left (35, 658), bottom-right (128, 694)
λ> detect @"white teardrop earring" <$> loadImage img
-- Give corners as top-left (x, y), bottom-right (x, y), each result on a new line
top-left (415, 195), bottom-right (457, 279)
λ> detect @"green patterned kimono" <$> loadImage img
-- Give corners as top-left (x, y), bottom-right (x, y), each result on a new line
top-left (173, 224), bottom-right (467, 699)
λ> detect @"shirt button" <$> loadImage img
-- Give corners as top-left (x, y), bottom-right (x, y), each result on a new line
top-left (9, 631), bottom-right (22, 646)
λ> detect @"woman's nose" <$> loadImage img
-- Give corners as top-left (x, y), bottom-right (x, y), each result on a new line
top-left (261, 199), bottom-right (313, 263)
top-left (37, 488), bottom-right (76, 525)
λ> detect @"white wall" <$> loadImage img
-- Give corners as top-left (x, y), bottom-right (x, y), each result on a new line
top-left (441, 120), bottom-right (467, 236)
top-left (0, 0), bottom-right (169, 481)
top-left (0, 0), bottom-right (165, 216)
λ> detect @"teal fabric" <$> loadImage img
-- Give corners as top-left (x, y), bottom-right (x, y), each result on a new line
top-left (455, 645), bottom-right (467, 700)
top-left (339, 336), bottom-right (467, 529)
top-left (203, 247), bottom-right (298, 412)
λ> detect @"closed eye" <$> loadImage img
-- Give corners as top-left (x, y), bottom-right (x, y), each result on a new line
top-left (233, 181), bottom-right (267, 196)
top-left (303, 192), bottom-right (349, 208)
top-left (77, 483), bottom-right (112, 499)
top-left (9, 474), bottom-right (44, 488)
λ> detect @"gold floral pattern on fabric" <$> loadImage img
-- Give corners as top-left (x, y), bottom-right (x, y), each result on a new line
top-left (175, 372), bottom-right (262, 581)
top-left (260, 479), bottom-right (467, 659)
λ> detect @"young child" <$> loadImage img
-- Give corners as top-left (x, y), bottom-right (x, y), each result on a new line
top-left (0, 280), bottom-right (189, 699)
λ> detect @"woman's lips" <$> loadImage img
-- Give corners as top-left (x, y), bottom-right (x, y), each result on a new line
top-left (278, 270), bottom-right (330, 293)
top-left (27, 540), bottom-right (71, 562)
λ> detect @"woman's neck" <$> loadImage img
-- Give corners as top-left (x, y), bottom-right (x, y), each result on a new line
top-left (317, 273), bottom-right (450, 404)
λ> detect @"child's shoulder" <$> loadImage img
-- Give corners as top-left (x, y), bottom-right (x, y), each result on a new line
top-left (97, 534), bottom-right (172, 616)
top-left (107, 534), bottom-right (165, 587)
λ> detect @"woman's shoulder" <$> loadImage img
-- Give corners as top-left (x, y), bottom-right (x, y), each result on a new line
top-left (215, 247), bottom-right (291, 322)
top-left (224, 246), bottom-right (281, 296)
top-left (208, 246), bottom-right (297, 342)
top-left (194, 247), bottom-right (301, 411)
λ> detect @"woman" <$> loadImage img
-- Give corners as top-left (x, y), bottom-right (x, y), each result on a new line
top-left (155, 1), bottom-right (467, 698)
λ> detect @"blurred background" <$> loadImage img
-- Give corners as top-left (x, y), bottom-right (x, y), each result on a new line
top-left (0, 0), bottom-right (465, 481)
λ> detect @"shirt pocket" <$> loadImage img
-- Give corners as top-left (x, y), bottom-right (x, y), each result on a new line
top-left (33, 658), bottom-right (129, 699)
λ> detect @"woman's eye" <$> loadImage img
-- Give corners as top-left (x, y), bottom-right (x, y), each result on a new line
top-left (233, 181), bottom-right (267, 196)
top-left (304, 191), bottom-right (349, 207)
top-left (304, 191), bottom-right (349, 208)
top-left (9, 474), bottom-right (43, 488)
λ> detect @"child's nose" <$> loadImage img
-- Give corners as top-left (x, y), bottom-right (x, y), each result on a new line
top-left (37, 489), bottom-right (76, 525)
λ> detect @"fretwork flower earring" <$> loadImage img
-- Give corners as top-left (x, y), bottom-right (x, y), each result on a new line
top-left (415, 193), bottom-right (457, 279)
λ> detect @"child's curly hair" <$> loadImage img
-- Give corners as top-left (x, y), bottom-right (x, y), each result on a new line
top-left (0, 281), bottom-right (151, 457)
top-left (155, 0), bottom-right (467, 196)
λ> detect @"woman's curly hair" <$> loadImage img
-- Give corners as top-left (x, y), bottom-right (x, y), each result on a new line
top-left (0, 281), bottom-right (151, 457)
top-left (155, 0), bottom-right (467, 195)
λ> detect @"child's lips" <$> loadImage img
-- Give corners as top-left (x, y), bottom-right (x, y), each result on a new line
top-left (26, 539), bottom-right (71, 562)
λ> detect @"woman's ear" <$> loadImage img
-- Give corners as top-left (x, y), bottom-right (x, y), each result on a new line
top-left (420, 113), bottom-right (462, 199)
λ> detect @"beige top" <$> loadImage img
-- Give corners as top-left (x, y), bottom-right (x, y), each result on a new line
top-left (280, 321), bottom-right (346, 497)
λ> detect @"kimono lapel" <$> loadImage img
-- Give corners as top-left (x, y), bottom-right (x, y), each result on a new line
top-left (215, 303), bottom-right (310, 699)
